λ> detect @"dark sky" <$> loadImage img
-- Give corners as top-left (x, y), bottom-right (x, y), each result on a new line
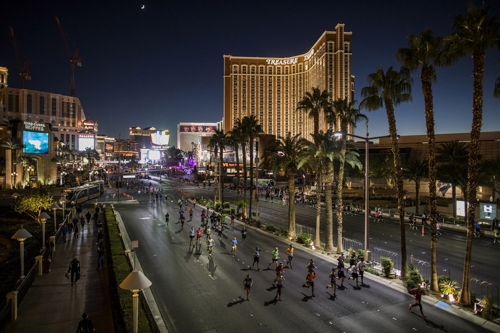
top-left (2, 0), bottom-right (499, 145)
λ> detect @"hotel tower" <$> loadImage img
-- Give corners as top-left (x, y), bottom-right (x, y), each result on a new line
top-left (223, 24), bottom-right (353, 139)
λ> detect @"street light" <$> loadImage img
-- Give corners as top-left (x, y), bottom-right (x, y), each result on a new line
top-left (39, 212), bottom-right (51, 249)
top-left (51, 203), bottom-right (61, 232)
top-left (11, 172), bottom-right (18, 189)
top-left (119, 270), bottom-right (152, 333)
top-left (11, 226), bottom-right (32, 279)
top-left (333, 130), bottom-right (397, 259)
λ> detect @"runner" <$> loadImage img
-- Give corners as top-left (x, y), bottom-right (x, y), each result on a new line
top-left (348, 251), bottom-right (357, 269)
top-left (358, 259), bottom-right (366, 286)
top-left (206, 235), bottom-right (214, 257)
top-left (302, 269), bottom-right (316, 297)
top-left (189, 227), bottom-right (195, 248)
top-left (206, 226), bottom-right (212, 239)
top-left (231, 237), bottom-right (238, 255)
top-left (216, 224), bottom-right (223, 240)
top-left (286, 244), bottom-right (294, 269)
top-left (408, 284), bottom-right (427, 318)
top-left (409, 214), bottom-right (415, 230)
top-left (180, 215), bottom-right (185, 229)
top-left (241, 226), bottom-right (247, 243)
top-left (273, 262), bottom-right (285, 287)
top-left (243, 274), bottom-right (253, 301)
top-left (274, 272), bottom-right (285, 301)
top-left (306, 258), bottom-right (316, 270)
top-left (189, 208), bottom-right (193, 221)
top-left (252, 246), bottom-right (261, 270)
top-left (336, 264), bottom-right (345, 288)
top-left (269, 247), bottom-right (279, 268)
top-left (195, 226), bottom-right (203, 246)
top-left (230, 214), bottom-right (235, 230)
top-left (348, 259), bottom-right (360, 288)
top-left (326, 267), bottom-right (337, 296)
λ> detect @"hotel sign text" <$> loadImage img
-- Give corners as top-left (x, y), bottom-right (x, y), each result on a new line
top-left (266, 58), bottom-right (298, 65)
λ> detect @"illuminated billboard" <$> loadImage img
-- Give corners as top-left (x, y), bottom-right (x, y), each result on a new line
top-left (105, 142), bottom-right (114, 152)
top-left (180, 125), bottom-right (216, 133)
top-left (23, 131), bottom-right (49, 154)
top-left (151, 130), bottom-right (169, 146)
top-left (480, 203), bottom-right (497, 220)
top-left (149, 150), bottom-right (161, 161)
top-left (78, 137), bottom-right (95, 151)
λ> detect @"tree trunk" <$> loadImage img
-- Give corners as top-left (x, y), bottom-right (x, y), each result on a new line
top-left (287, 174), bottom-right (296, 239)
top-left (460, 51), bottom-right (485, 307)
top-left (249, 137), bottom-right (254, 220)
top-left (384, 98), bottom-right (407, 279)
top-left (235, 142), bottom-right (241, 200)
top-left (324, 161), bottom-right (334, 253)
top-left (336, 142), bottom-right (347, 253)
top-left (6, 150), bottom-right (12, 188)
top-left (315, 160), bottom-right (322, 248)
top-left (241, 143), bottom-right (248, 220)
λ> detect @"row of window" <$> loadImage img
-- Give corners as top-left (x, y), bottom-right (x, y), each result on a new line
top-left (7, 94), bottom-right (78, 118)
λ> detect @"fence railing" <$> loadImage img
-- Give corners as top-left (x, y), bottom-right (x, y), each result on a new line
top-left (371, 247), bottom-right (400, 272)
top-left (296, 224), bottom-right (315, 240)
top-left (342, 238), bottom-right (363, 252)
top-left (470, 277), bottom-right (499, 310)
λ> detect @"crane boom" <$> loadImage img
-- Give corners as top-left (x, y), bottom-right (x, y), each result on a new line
top-left (9, 26), bottom-right (31, 88)
top-left (55, 16), bottom-right (82, 96)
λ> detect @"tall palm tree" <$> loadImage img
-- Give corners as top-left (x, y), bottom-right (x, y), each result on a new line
top-left (84, 147), bottom-right (100, 181)
top-left (264, 132), bottom-right (308, 238)
top-left (209, 129), bottom-right (227, 205)
top-left (402, 159), bottom-right (429, 215)
top-left (330, 97), bottom-right (368, 253)
top-left (234, 118), bottom-right (249, 219)
top-left (228, 126), bottom-right (242, 199)
top-left (0, 137), bottom-right (25, 188)
top-left (360, 66), bottom-right (413, 279)
top-left (436, 140), bottom-right (469, 218)
top-left (443, 4), bottom-right (500, 306)
top-left (397, 28), bottom-right (443, 292)
top-left (241, 115), bottom-right (263, 220)
top-left (296, 87), bottom-right (333, 135)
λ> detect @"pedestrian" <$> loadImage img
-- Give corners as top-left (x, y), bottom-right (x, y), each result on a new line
top-left (76, 313), bottom-right (95, 332)
top-left (97, 231), bottom-right (104, 247)
top-left (349, 251), bottom-right (357, 269)
top-left (408, 284), bottom-right (427, 318)
top-left (306, 258), bottom-right (316, 270)
top-left (348, 260), bottom-right (360, 288)
top-left (243, 274), bottom-right (253, 301)
top-left (274, 272), bottom-right (285, 301)
top-left (252, 246), bottom-right (261, 270)
top-left (409, 214), bottom-right (415, 230)
top-left (494, 228), bottom-right (499, 244)
top-left (302, 269), bottom-right (316, 297)
top-left (241, 226), bottom-right (247, 243)
top-left (286, 244), bottom-right (294, 269)
top-left (358, 259), bottom-right (366, 286)
top-left (337, 261), bottom-right (345, 288)
top-left (85, 211), bottom-right (91, 224)
top-left (97, 246), bottom-right (105, 269)
top-left (274, 262), bottom-right (285, 284)
top-left (326, 267), bottom-right (337, 296)
top-left (61, 224), bottom-right (68, 242)
top-left (66, 256), bottom-right (81, 286)
top-left (47, 238), bottom-right (54, 260)
top-left (269, 247), bottom-right (279, 268)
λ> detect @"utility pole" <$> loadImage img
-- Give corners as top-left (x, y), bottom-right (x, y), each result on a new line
top-left (118, 134), bottom-right (121, 202)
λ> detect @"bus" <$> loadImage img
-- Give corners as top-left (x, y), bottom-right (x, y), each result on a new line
top-left (63, 181), bottom-right (104, 205)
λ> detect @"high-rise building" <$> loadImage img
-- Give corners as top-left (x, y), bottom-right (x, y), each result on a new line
top-left (223, 24), bottom-right (353, 138)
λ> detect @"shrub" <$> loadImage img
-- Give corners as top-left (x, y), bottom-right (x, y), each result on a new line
top-left (296, 233), bottom-right (313, 246)
top-left (482, 295), bottom-right (493, 320)
top-left (356, 249), bottom-right (365, 261)
top-left (437, 275), bottom-right (453, 292)
top-left (439, 280), bottom-right (458, 296)
top-left (229, 207), bottom-right (235, 215)
top-left (214, 201), bottom-right (223, 212)
top-left (406, 266), bottom-right (423, 292)
top-left (364, 265), bottom-right (380, 276)
top-left (223, 202), bottom-right (231, 209)
top-left (255, 221), bottom-right (263, 229)
top-left (381, 257), bottom-right (394, 278)
top-left (348, 247), bottom-right (354, 256)
top-left (265, 224), bottom-right (277, 232)
top-left (277, 227), bottom-right (287, 237)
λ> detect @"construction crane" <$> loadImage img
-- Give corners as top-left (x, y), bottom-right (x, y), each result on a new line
top-left (9, 26), bottom-right (31, 89)
top-left (55, 16), bottom-right (82, 97)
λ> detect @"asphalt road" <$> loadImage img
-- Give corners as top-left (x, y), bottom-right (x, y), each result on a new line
top-left (112, 179), bottom-right (495, 333)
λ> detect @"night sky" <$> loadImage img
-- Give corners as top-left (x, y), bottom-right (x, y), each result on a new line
top-left (2, 0), bottom-right (499, 146)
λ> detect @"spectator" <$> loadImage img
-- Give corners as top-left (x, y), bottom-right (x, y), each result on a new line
top-left (76, 312), bottom-right (95, 332)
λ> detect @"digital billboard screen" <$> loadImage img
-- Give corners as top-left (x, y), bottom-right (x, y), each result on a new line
top-left (149, 150), bottom-right (161, 161)
top-left (23, 131), bottom-right (49, 154)
top-left (480, 203), bottom-right (497, 220)
top-left (78, 137), bottom-right (95, 151)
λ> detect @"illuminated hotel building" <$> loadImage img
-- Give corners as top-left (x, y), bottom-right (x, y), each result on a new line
top-left (223, 24), bottom-right (353, 138)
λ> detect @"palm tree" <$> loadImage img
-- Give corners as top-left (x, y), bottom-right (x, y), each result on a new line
top-left (264, 132), bottom-right (308, 238)
top-left (15, 155), bottom-right (35, 185)
top-left (235, 118), bottom-right (249, 219)
top-left (0, 137), bottom-right (25, 188)
top-left (330, 97), bottom-right (367, 253)
top-left (443, 4), bottom-right (500, 306)
top-left (209, 129), bottom-right (227, 205)
top-left (296, 87), bottom-right (333, 135)
top-left (397, 28), bottom-right (444, 292)
top-left (360, 66), bottom-right (413, 279)
top-left (228, 125), bottom-right (243, 200)
top-left (241, 115), bottom-right (263, 220)
top-left (403, 159), bottom-right (429, 215)
top-left (84, 147), bottom-right (100, 181)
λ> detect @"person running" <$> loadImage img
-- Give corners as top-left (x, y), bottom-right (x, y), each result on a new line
top-left (195, 226), bottom-right (203, 246)
top-left (189, 208), bottom-right (193, 221)
top-left (231, 237), bottom-right (238, 255)
top-left (206, 226), bottom-right (212, 239)
top-left (303, 269), bottom-right (316, 297)
top-left (348, 260), bottom-right (360, 288)
top-left (216, 224), bottom-right (223, 240)
top-left (286, 244), bottom-right (294, 269)
top-left (243, 274), bottom-right (253, 301)
top-left (206, 235), bottom-right (214, 257)
top-left (273, 262), bottom-right (285, 287)
top-left (269, 247), bottom-right (279, 268)
top-left (165, 213), bottom-right (169, 225)
top-left (306, 258), bottom-right (316, 271)
top-left (326, 267), bottom-right (337, 296)
top-left (180, 215), bottom-right (185, 229)
top-left (241, 227), bottom-right (247, 243)
top-left (409, 284), bottom-right (427, 318)
top-left (85, 211), bottom-right (91, 224)
top-left (474, 221), bottom-right (482, 238)
top-left (230, 214), bottom-right (235, 230)
top-left (409, 214), bottom-right (415, 230)
top-left (336, 263), bottom-right (345, 288)
top-left (274, 272), bottom-right (285, 301)
top-left (358, 259), bottom-right (366, 286)
top-left (189, 227), bottom-right (195, 247)
top-left (252, 246), bottom-right (261, 270)
top-left (349, 251), bottom-right (357, 269)
top-left (494, 227), bottom-right (499, 244)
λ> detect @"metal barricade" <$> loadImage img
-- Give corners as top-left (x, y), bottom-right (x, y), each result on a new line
top-left (296, 224), bottom-right (315, 240)
top-left (342, 237), bottom-right (364, 252)
top-left (372, 247), bottom-right (400, 271)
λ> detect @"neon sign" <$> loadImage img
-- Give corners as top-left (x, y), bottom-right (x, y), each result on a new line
top-left (304, 48), bottom-right (314, 61)
top-left (266, 58), bottom-right (298, 65)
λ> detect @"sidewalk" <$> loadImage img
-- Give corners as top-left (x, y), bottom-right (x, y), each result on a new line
top-left (4, 212), bottom-right (114, 333)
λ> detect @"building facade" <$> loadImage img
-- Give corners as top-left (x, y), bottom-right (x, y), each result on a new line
top-left (223, 24), bottom-right (353, 138)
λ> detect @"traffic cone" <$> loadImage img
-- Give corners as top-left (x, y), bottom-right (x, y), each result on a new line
top-left (421, 224), bottom-right (425, 236)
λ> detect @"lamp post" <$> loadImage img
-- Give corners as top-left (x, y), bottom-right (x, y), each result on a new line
top-left (51, 203), bottom-right (61, 232)
top-left (119, 270), bottom-right (152, 333)
top-left (11, 226), bottom-right (32, 279)
top-left (39, 212), bottom-right (51, 249)
top-left (333, 129), bottom-right (395, 258)
top-left (11, 172), bottom-right (18, 189)
top-left (59, 196), bottom-right (68, 222)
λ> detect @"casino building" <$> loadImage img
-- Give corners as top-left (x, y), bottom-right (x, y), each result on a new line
top-left (223, 24), bottom-right (353, 138)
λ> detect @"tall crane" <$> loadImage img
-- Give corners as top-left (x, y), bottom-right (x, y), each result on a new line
top-left (9, 26), bottom-right (31, 89)
top-left (55, 16), bottom-right (82, 97)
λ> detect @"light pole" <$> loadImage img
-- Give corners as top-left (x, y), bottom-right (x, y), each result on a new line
top-left (39, 212), bottom-right (51, 249)
top-left (11, 172), bottom-right (18, 189)
top-left (333, 130), bottom-right (395, 259)
top-left (119, 270), bottom-right (152, 333)
top-left (51, 203), bottom-right (61, 232)
top-left (59, 196), bottom-right (68, 222)
top-left (11, 226), bottom-right (32, 279)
